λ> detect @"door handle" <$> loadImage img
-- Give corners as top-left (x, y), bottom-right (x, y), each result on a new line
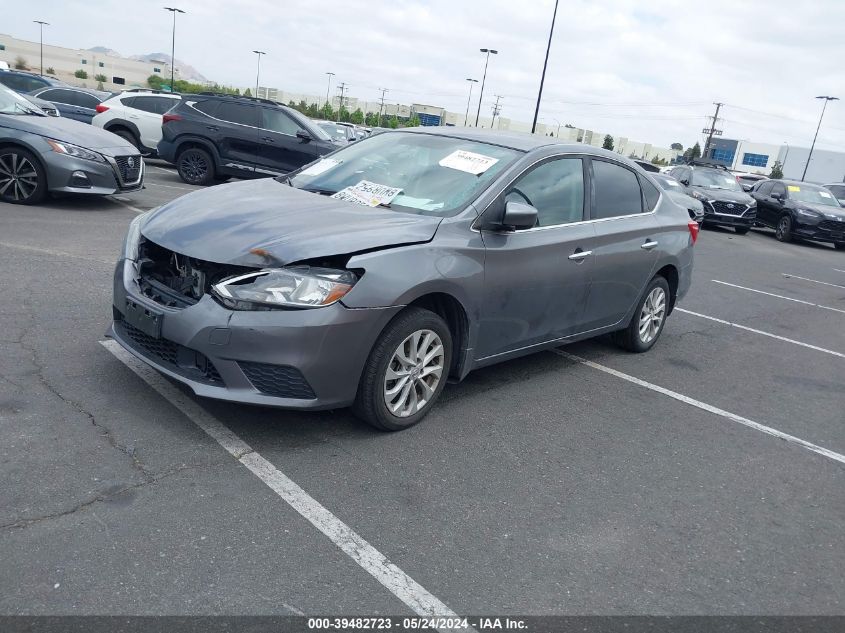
top-left (641, 240), bottom-right (658, 250)
top-left (261, 136), bottom-right (274, 143)
top-left (568, 249), bottom-right (592, 261)
top-left (206, 125), bottom-right (219, 131)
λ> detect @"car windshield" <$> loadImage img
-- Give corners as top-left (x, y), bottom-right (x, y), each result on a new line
top-left (788, 184), bottom-right (841, 207)
top-left (287, 131), bottom-right (522, 217)
top-left (318, 123), bottom-right (350, 141)
top-left (654, 174), bottom-right (682, 190)
top-left (0, 84), bottom-right (44, 115)
top-left (692, 169), bottom-right (743, 191)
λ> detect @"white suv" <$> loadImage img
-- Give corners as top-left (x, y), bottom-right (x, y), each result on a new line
top-left (92, 90), bottom-right (181, 156)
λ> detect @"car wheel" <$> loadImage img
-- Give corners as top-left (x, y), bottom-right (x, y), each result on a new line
top-left (0, 147), bottom-right (47, 205)
top-left (112, 128), bottom-right (143, 153)
top-left (353, 307), bottom-right (452, 431)
top-left (177, 147), bottom-right (215, 186)
top-left (615, 276), bottom-right (670, 353)
top-left (775, 215), bottom-right (792, 242)
top-left (735, 226), bottom-right (750, 235)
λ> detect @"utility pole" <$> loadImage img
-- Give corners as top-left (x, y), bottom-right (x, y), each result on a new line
top-left (490, 95), bottom-right (503, 129)
top-left (802, 96), bottom-right (839, 181)
top-left (252, 50), bottom-right (265, 98)
top-left (336, 83), bottom-right (347, 122)
top-left (464, 78), bottom-right (478, 126)
top-left (703, 102), bottom-right (723, 160)
top-left (324, 72), bottom-right (335, 110)
top-left (163, 8), bottom-right (185, 92)
top-left (531, 0), bottom-right (559, 133)
top-left (33, 21), bottom-right (49, 75)
top-left (377, 88), bottom-right (389, 127)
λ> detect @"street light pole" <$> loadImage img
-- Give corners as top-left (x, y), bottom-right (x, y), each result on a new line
top-left (464, 78), bottom-right (478, 126)
top-left (324, 72), bottom-right (335, 110)
top-left (474, 48), bottom-right (497, 127)
top-left (531, 0), bottom-right (559, 134)
top-left (163, 7), bottom-right (184, 92)
top-left (33, 21), bottom-right (49, 75)
top-left (253, 50), bottom-right (266, 97)
top-left (802, 96), bottom-right (839, 182)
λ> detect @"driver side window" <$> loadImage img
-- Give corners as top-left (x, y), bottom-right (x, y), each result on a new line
top-left (505, 157), bottom-right (584, 228)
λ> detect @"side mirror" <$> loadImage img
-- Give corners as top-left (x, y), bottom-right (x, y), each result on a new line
top-left (741, 184), bottom-right (753, 192)
top-left (680, 179), bottom-right (690, 186)
top-left (502, 201), bottom-right (538, 231)
top-left (771, 192), bottom-right (783, 201)
top-left (296, 129), bottom-right (312, 142)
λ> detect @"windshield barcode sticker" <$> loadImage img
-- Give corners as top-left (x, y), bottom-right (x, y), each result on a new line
top-left (331, 180), bottom-right (403, 207)
top-left (300, 158), bottom-right (340, 176)
top-left (439, 150), bottom-right (499, 175)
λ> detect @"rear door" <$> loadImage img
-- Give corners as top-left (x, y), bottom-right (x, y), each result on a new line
top-left (752, 181), bottom-right (774, 225)
top-left (50, 89), bottom-right (101, 123)
top-left (580, 158), bottom-right (661, 332)
top-left (211, 101), bottom-right (261, 174)
top-left (477, 156), bottom-right (595, 360)
top-left (257, 106), bottom-right (319, 175)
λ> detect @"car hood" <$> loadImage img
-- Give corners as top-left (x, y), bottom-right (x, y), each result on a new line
top-left (690, 186), bottom-right (753, 204)
top-left (798, 202), bottom-right (845, 219)
top-left (140, 178), bottom-right (443, 267)
top-left (666, 190), bottom-right (703, 210)
top-left (0, 114), bottom-right (135, 153)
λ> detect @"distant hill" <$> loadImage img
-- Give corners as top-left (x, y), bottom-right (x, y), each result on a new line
top-left (85, 47), bottom-right (207, 82)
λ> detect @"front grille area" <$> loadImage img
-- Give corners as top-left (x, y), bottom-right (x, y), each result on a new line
top-left (710, 200), bottom-right (747, 216)
top-left (238, 361), bottom-right (316, 399)
top-left (115, 319), bottom-right (224, 386)
top-left (819, 219), bottom-right (845, 232)
top-left (114, 155), bottom-right (142, 184)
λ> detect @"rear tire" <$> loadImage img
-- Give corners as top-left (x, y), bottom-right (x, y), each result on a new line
top-left (775, 214), bottom-right (793, 242)
top-left (614, 276), bottom-right (670, 353)
top-left (111, 128), bottom-right (142, 152)
top-left (353, 307), bottom-right (452, 432)
top-left (0, 147), bottom-right (47, 205)
top-left (176, 147), bottom-right (215, 186)
top-left (735, 226), bottom-right (750, 235)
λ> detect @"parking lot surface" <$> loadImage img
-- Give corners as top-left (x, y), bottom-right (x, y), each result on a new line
top-left (1, 164), bottom-right (843, 616)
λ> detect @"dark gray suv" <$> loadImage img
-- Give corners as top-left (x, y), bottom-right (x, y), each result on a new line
top-left (111, 129), bottom-right (696, 430)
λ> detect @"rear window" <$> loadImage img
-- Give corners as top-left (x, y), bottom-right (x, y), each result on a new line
top-left (640, 176), bottom-right (661, 211)
top-left (192, 100), bottom-right (219, 116)
top-left (592, 159), bottom-right (644, 218)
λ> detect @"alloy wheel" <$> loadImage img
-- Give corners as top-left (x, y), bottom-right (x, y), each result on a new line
top-left (638, 287), bottom-right (666, 344)
top-left (776, 216), bottom-right (790, 240)
top-left (180, 152), bottom-right (208, 183)
top-left (383, 329), bottom-right (445, 418)
top-left (0, 153), bottom-right (39, 202)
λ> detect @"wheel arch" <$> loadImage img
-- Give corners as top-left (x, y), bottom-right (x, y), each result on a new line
top-left (0, 140), bottom-right (50, 190)
top-left (405, 292), bottom-right (471, 380)
top-left (654, 263), bottom-right (679, 315)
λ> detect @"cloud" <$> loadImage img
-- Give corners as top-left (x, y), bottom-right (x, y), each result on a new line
top-left (7, 0), bottom-right (845, 150)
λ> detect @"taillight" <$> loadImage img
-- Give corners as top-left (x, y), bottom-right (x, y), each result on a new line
top-left (688, 220), bottom-right (700, 244)
top-left (95, 104), bottom-right (109, 113)
top-left (162, 113), bottom-right (182, 124)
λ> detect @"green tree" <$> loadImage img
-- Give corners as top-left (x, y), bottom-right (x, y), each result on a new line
top-left (389, 112), bottom-right (399, 129)
top-left (350, 108), bottom-right (365, 124)
top-left (74, 69), bottom-right (88, 79)
top-left (147, 74), bottom-right (240, 95)
top-left (602, 134), bottom-right (614, 151)
top-left (94, 73), bottom-right (107, 89)
top-left (651, 155), bottom-right (661, 164)
top-left (14, 56), bottom-right (28, 70)
top-left (768, 160), bottom-right (784, 179)
top-left (670, 142), bottom-right (683, 151)
top-left (45, 66), bottom-right (55, 74)
top-left (405, 115), bottom-right (421, 128)
top-left (243, 88), bottom-right (252, 97)
top-left (691, 142), bottom-right (701, 159)
top-left (319, 103), bottom-right (334, 120)
top-left (306, 102), bottom-right (321, 118)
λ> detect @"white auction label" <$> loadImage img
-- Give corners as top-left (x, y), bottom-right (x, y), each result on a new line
top-left (331, 180), bottom-right (403, 207)
top-left (299, 158), bottom-right (341, 176)
top-left (439, 149), bottom-right (499, 175)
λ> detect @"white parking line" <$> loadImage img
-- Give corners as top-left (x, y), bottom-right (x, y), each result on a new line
top-left (834, 269), bottom-right (845, 274)
top-left (100, 340), bottom-right (459, 618)
top-left (675, 308), bottom-right (845, 359)
top-left (782, 273), bottom-right (845, 290)
top-left (712, 280), bottom-right (845, 314)
top-left (552, 349), bottom-right (845, 466)
top-left (145, 182), bottom-right (195, 191)
top-left (147, 165), bottom-right (176, 174)
top-left (0, 241), bottom-right (112, 265)
top-left (108, 197), bottom-right (146, 215)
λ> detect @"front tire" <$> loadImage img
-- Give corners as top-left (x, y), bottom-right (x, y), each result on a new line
top-left (0, 147), bottom-right (47, 205)
top-left (176, 147), bottom-right (215, 186)
top-left (615, 276), bottom-right (670, 353)
top-left (353, 307), bottom-right (452, 431)
top-left (775, 215), bottom-right (793, 242)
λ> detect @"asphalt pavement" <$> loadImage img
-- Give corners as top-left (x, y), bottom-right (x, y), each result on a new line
top-left (1, 163), bottom-right (843, 616)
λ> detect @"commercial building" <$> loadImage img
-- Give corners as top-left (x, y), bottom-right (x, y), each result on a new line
top-left (706, 137), bottom-right (845, 184)
top-left (0, 33), bottom-right (181, 91)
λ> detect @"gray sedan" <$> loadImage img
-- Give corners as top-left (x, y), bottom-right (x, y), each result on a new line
top-left (111, 128), bottom-right (696, 430)
top-left (0, 84), bottom-right (142, 204)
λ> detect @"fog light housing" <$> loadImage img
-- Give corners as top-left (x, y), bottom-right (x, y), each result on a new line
top-left (69, 170), bottom-right (91, 188)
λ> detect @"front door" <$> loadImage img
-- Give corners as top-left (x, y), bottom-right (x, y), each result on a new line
top-left (476, 156), bottom-right (595, 360)
top-left (581, 158), bottom-right (660, 331)
top-left (257, 107), bottom-right (319, 175)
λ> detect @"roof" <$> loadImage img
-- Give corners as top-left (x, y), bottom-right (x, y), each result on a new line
top-left (400, 126), bottom-right (625, 155)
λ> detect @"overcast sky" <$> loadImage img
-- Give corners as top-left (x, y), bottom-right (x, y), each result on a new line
top-left (7, 0), bottom-right (845, 150)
